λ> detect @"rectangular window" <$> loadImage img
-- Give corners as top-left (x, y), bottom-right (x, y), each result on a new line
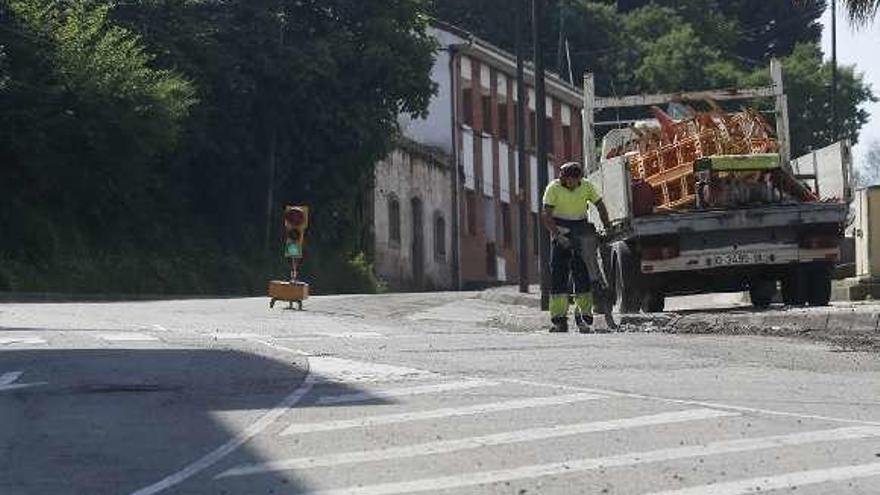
top-left (546, 118), bottom-right (554, 157)
top-left (528, 111), bottom-right (536, 149)
top-left (502, 203), bottom-right (512, 248)
top-left (562, 125), bottom-right (572, 161)
top-left (498, 102), bottom-right (509, 141)
top-left (531, 213), bottom-right (539, 255)
top-left (486, 242), bottom-right (497, 277)
top-left (462, 87), bottom-right (474, 127)
top-left (481, 94), bottom-right (492, 133)
top-left (466, 191), bottom-right (477, 235)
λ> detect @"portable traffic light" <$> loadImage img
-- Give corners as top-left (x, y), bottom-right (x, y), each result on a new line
top-left (283, 205), bottom-right (309, 259)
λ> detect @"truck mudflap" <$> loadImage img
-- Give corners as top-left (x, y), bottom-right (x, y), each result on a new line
top-left (641, 243), bottom-right (839, 274)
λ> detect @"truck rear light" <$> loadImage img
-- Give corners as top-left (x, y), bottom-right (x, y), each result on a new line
top-left (799, 236), bottom-right (840, 249)
top-left (642, 245), bottom-right (680, 261)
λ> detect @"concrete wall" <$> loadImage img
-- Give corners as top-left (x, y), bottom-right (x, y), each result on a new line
top-left (373, 143), bottom-right (453, 290)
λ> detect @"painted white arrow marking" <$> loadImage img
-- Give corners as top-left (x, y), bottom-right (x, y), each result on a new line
top-left (0, 371), bottom-right (47, 392)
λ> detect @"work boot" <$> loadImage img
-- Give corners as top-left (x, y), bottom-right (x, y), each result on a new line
top-left (575, 312), bottom-right (593, 333)
top-left (549, 316), bottom-right (569, 333)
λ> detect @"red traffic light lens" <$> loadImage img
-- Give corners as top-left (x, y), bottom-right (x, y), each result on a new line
top-left (284, 207), bottom-right (306, 227)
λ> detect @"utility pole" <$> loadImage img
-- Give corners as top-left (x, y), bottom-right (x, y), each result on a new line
top-left (533, 0), bottom-right (550, 311)
top-left (515, 0), bottom-right (529, 294)
top-left (831, 0), bottom-right (838, 141)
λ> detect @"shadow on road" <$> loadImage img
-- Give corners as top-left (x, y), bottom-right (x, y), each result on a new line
top-left (0, 346), bottom-right (393, 494)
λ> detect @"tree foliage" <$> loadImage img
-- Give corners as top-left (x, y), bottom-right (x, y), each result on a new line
top-left (1, 0), bottom-right (437, 293)
top-left (0, 0), bottom-right (194, 260)
top-left (853, 140), bottom-right (880, 186)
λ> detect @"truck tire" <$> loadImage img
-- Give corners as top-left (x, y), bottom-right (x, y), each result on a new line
top-left (612, 243), bottom-right (642, 314)
top-left (806, 262), bottom-right (832, 306)
top-left (642, 292), bottom-right (665, 313)
top-left (749, 279), bottom-right (777, 309)
top-left (781, 268), bottom-right (806, 306)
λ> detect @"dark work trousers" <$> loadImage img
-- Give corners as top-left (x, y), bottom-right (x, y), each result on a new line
top-left (550, 239), bottom-right (592, 297)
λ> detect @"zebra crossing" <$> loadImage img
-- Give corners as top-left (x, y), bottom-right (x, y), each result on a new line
top-left (209, 355), bottom-right (880, 495)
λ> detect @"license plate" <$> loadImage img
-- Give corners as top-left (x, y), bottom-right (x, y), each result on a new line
top-left (708, 251), bottom-right (767, 267)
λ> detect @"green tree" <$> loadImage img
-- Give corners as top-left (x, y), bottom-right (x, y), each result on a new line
top-left (745, 43), bottom-right (875, 157)
top-left (0, 0), bottom-right (194, 263)
top-left (853, 140), bottom-right (880, 186)
top-left (112, 0), bottom-right (438, 291)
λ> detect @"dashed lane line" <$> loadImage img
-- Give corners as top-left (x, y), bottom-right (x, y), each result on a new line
top-left (315, 379), bottom-right (499, 406)
top-left (505, 378), bottom-right (880, 427)
top-left (218, 408), bottom-right (736, 478)
top-left (281, 392), bottom-right (603, 435)
top-left (293, 426), bottom-right (880, 495)
top-left (646, 461), bottom-right (880, 495)
top-left (95, 332), bottom-right (160, 342)
top-left (0, 336), bottom-right (47, 346)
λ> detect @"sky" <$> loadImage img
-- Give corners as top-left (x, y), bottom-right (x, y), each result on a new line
top-left (820, 6), bottom-right (880, 168)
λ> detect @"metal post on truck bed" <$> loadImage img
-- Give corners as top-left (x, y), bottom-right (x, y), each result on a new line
top-left (771, 58), bottom-right (791, 168)
top-left (583, 72), bottom-right (597, 175)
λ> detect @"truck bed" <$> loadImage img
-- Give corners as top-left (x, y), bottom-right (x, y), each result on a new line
top-left (610, 202), bottom-right (848, 241)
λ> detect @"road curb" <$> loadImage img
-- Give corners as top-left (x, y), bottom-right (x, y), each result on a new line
top-left (479, 286), bottom-right (879, 350)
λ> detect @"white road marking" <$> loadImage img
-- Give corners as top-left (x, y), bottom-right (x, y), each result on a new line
top-left (292, 426), bottom-right (880, 495)
top-left (211, 333), bottom-right (262, 340)
top-left (96, 332), bottom-right (159, 342)
top-left (128, 374), bottom-right (317, 495)
top-left (0, 336), bottom-right (47, 346)
top-left (0, 371), bottom-right (47, 392)
top-left (505, 378), bottom-right (880, 427)
top-left (218, 408), bottom-right (736, 478)
top-left (646, 461), bottom-right (880, 495)
top-left (281, 392), bottom-right (604, 435)
top-left (315, 379), bottom-right (498, 406)
top-left (308, 356), bottom-right (439, 383)
top-left (304, 331), bottom-right (385, 339)
top-left (0, 371), bottom-right (23, 386)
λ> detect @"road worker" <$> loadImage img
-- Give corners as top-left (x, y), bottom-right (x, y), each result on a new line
top-left (541, 162), bottom-right (613, 333)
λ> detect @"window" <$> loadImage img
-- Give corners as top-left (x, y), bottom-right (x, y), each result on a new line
top-left (481, 94), bottom-right (493, 133)
top-left (528, 111), bottom-right (536, 149)
top-left (462, 87), bottom-right (474, 127)
top-left (434, 215), bottom-right (446, 261)
top-left (388, 196), bottom-right (401, 244)
top-left (501, 203), bottom-right (512, 248)
top-left (486, 242), bottom-right (497, 277)
top-left (531, 213), bottom-right (539, 255)
top-left (546, 117), bottom-right (554, 157)
top-left (562, 125), bottom-right (572, 161)
top-left (466, 191), bottom-right (477, 235)
top-left (498, 101), bottom-right (509, 141)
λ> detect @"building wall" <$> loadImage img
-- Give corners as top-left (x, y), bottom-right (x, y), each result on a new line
top-left (455, 53), bottom-right (584, 288)
top-left (373, 144), bottom-right (453, 291)
top-left (396, 28), bottom-right (464, 154)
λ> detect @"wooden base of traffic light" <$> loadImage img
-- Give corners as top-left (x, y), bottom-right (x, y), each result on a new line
top-left (268, 280), bottom-right (309, 310)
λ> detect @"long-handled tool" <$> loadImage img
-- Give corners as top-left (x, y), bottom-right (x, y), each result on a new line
top-left (572, 227), bottom-right (618, 331)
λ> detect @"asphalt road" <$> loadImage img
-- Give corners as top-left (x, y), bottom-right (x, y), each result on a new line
top-left (2, 292), bottom-right (880, 494)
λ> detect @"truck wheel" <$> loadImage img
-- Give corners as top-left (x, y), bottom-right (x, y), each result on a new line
top-left (612, 244), bottom-right (641, 314)
top-left (781, 268), bottom-right (806, 306)
top-left (642, 292), bottom-right (665, 313)
top-left (806, 262), bottom-right (832, 306)
top-left (749, 279), bottom-right (777, 309)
